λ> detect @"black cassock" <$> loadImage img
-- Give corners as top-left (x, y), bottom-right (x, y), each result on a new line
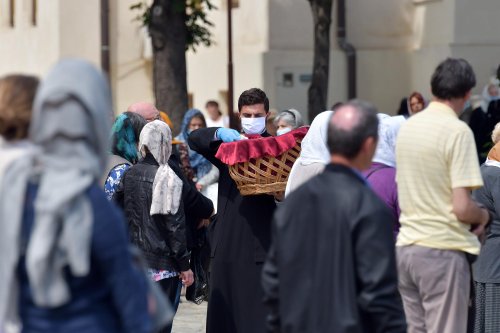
top-left (262, 164), bottom-right (406, 333)
top-left (189, 128), bottom-right (276, 333)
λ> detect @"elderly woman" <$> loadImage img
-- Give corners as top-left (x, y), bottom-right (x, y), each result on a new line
top-left (0, 60), bottom-right (152, 333)
top-left (103, 111), bottom-right (147, 200)
top-left (363, 114), bottom-right (405, 238)
top-left (114, 120), bottom-right (193, 333)
top-left (274, 109), bottom-right (304, 136)
top-left (285, 111), bottom-right (332, 197)
top-left (472, 122), bottom-right (500, 333)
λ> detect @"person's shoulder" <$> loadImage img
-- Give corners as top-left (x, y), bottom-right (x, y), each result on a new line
top-left (444, 117), bottom-right (474, 141)
top-left (482, 164), bottom-right (500, 178)
top-left (88, 184), bottom-right (124, 221)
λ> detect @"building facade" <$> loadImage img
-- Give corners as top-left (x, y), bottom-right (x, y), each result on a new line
top-left (0, 0), bottom-right (499, 122)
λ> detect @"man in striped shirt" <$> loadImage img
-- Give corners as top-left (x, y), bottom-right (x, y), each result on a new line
top-left (395, 58), bottom-right (490, 333)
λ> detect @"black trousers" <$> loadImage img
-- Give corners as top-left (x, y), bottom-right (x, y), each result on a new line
top-left (157, 277), bottom-right (182, 333)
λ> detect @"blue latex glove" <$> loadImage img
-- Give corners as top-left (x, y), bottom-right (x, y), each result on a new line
top-left (216, 128), bottom-right (241, 143)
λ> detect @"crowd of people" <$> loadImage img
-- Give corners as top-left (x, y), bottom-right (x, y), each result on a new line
top-left (1, 56), bottom-right (500, 333)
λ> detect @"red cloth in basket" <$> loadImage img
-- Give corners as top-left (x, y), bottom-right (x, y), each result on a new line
top-left (215, 127), bottom-right (309, 165)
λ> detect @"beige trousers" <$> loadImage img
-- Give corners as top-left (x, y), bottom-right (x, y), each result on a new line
top-left (396, 245), bottom-right (470, 333)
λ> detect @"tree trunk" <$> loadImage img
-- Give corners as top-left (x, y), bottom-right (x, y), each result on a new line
top-left (308, 0), bottom-right (333, 121)
top-left (149, 0), bottom-right (188, 135)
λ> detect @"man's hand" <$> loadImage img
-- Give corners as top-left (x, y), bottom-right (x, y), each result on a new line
top-left (180, 269), bottom-right (194, 287)
top-left (216, 128), bottom-right (242, 142)
top-left (272, 192), bottom-right (284, 202)
top-left (471, 207), bottom-right (490, 237)
top-left (197, 219), bottom-right (210, 229)
top-left (148, 294), bottom-right (157, 315)
top-left (195, 183), bottom-right (203, 191)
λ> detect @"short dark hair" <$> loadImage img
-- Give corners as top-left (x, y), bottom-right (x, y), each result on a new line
top-left (327, 99), bottom-right (379, 159)
top-left (431, 58), bottom-right (476, 100)
top-left (238, 88), bottom-right (269, 112)
top-left (205, 100), bottom-right (219, 108)
top-left (0, 74), bottom-right (39, 141)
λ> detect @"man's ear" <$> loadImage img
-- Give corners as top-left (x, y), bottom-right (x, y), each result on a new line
top-left (464, 90), bottom-right (472, 101)
top-left (363, 136), bottom-right (378, 155)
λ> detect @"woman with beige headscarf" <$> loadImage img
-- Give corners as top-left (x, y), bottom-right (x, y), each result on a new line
top-left (0, 60), bottom-right (152, 333)
top-left (113, 120), bottom-right (193, 333)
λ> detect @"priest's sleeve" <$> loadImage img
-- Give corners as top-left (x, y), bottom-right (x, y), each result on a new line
top-left (187, 127), bottom-right (224, 169)
top-left (262, 219), bottom-right (281, 333)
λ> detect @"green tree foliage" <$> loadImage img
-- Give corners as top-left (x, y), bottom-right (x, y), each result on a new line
top-left (130, 0), bottom-right (216, 51)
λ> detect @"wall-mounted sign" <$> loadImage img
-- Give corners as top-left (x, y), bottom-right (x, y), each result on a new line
top-left (283, 73), bottom-right (294, 87)
top-left (299, 74), bottom-right (312, 83)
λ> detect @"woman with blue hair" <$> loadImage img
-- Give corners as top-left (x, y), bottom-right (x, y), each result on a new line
top-left (103, 111), bottom-right (147, 200)
top-left (176, 109), bottom-right (219, 203)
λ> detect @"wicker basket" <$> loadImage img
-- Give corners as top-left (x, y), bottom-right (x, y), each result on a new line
top-left (228, 138), bottom-right (302, 196)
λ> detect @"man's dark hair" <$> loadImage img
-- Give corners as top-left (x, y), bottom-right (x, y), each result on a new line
top-left (327, 99), bottom-right (379, 159)
top-left (431, 58), bottom-right (476, 100)
top-left (496, 64), bottom-right (500, 81)
top-left (237, 88), bottom-right (269, 112)
top-left (205, 100), bottom-right (219, 108)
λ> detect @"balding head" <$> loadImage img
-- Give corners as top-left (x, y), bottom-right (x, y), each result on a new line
top-left (127, 102), bottom-right (160, 122)
top-left (327, 100), bottom-right (379, 161)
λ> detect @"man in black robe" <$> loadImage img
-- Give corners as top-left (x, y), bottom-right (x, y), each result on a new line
top-left (262, 100), bottom-right (406, 333)
top-left (188, 88), bottom-right (277, 333)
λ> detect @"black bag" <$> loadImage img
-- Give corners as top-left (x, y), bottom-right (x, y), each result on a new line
top-left (186, 227), bottom-right (210, 304)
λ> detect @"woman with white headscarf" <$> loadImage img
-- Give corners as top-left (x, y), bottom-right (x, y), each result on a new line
top-left (274, 109), bottom-right (304, 136)
top-left (0, 60), bottom-right (152, 333)
top-left (363, 114), bottom-right (405, 239)
top-left (285, 111), bottom-right (333, 197)
top-left (113, 120), bottom-right (193, 333)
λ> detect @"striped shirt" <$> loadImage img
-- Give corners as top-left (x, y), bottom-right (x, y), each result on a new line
top-left (395, 101), bottom-right (483, 254)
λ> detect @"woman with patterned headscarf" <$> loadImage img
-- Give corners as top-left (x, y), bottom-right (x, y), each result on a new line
top-left (0, 59), bottom-right (152, 333)
top-left (176, 109), bottom-right (219, 201)
top-left (103, 111), bottom-right (147, 200)
top-left (114, 120), bottom-right (194, 333)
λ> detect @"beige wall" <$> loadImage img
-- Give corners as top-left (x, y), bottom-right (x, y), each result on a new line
top-left (0, 0), bottom-right (59, 76)
top-left (58, 0), bottom-right (100, 66)
top-left (109, 0), bottom-right (154, 113)
top-left (0, 0), bottom-right (499, 120)
top-left (186, 0), bottom-right (269, 115)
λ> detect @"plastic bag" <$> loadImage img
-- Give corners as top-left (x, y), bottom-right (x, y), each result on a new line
top-left (186, 228), bottom-right (210, 304)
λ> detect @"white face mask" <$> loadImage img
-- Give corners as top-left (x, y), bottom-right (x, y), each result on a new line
top-left (241, 117), bottom-right (266, 135)
top-left (276, 127), bottom-right (292, 136)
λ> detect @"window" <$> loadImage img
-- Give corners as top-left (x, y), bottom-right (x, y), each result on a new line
top-left (9, 0), bottom-right (14, 27)
top-left (188, 93), bottom-right (194, 109)
top-left (31, 0), bottom-right (36, 26)
top-left (221, 0), bottom-right (240, 10)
